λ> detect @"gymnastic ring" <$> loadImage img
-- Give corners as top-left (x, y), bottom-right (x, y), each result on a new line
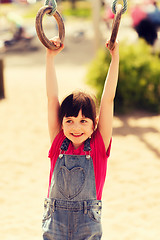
top-left (35, 6), bottom-right (65, 50)
top-left (108, 4), bottom-right (122, 51)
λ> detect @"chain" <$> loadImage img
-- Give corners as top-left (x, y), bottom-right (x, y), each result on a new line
top-left (44, 0), bottom-right (57, 16)
top-left (112, 0), bottom-right (127, 14)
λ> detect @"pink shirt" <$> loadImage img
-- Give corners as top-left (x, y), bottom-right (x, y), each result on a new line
top-left (48, 129), bottom-right (111, 200)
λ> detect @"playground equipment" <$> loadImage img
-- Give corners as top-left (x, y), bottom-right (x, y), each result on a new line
top-left (108, 0), bottom-right (127, 50)
top-left (0, 59), bottom-right (5, 99)
top-left (35, 0), bottom-right (65, 50)
top-left (35, 0), bottom-right (127, 50)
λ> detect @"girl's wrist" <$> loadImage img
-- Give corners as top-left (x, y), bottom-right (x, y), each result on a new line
top-left (46, 51), bottom-right (56, 58)
top-left (111, 53), bottom-right (119, 59)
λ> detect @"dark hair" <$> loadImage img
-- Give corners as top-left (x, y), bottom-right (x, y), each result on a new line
top-left (59, 91), bottom-right (97, 127)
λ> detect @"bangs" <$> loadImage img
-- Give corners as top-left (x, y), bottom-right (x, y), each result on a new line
top-left (59, 92), bottom-right (97, 126)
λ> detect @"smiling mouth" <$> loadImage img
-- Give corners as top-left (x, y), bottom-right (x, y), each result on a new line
top-left (71, 133), bottom-right (84, 137)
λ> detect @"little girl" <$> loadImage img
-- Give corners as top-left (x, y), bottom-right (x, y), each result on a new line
top-left (42, 38), bottom-right (119, 240)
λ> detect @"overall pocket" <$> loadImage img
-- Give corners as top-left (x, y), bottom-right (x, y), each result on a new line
top-left (88, 206), bottom-right (102, 223)
top-left (57, 166), bottom-right (85, 200)
top-left (42, 198), bottom-right (53, 222)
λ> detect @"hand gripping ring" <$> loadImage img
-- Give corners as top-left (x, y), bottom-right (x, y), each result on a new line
top-left (108, 4), bottom-right (122, 51)
top-left (35, 6), bottom-right (65, 50)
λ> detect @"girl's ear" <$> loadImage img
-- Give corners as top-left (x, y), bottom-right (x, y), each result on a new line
top-left (93, 116), bottom-right (99, 130)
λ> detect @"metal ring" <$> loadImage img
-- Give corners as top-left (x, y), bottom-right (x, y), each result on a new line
top-left (35, 6), bottom-right (65, 50)
top-left (108, 4), bottom-right (122, 51)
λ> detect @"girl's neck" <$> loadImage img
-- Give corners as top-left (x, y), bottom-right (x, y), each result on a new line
top-left (72, 142), bottom-right (83, 150)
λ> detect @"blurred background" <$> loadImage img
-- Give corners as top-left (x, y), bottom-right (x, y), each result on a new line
top-left (0, 0), bottom-right (160, 240)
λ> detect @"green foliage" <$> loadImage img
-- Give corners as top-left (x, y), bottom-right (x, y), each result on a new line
top-left (62, 1), bottom-right (91, 18)
top-left (86, 40), bottom-right (160, 113)
top-left (62, 7), bottom-right (91, 18)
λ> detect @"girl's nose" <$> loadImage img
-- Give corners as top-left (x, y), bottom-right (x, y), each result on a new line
top-left (72, 123), bottom-right (81, 131)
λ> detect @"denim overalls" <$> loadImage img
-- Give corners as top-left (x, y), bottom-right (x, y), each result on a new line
top-left (42, 138), bottom-right (102, 240)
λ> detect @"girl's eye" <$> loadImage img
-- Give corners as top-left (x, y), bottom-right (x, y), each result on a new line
top-left (66, 120), bottom-right (72, 123)
top-left (81, 120), bottom-right (87, 123)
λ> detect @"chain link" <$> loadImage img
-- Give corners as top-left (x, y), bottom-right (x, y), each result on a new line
top-left (112, 0), bottom-right (127, 14)
top-left (44, 0), bottom-right (57, 16)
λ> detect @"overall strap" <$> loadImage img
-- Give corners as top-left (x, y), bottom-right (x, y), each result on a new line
top-left (60, 137), bottom-right (91, 152)
top-left (84, 138), bottom-right (91, 151)
top-left (60, 138), bottom-right (70, 151)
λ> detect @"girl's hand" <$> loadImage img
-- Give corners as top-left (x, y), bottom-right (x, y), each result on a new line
top-left (46, 37), bottom-right (64, 57)
top-left (105, 40), bottom-right (119, 57)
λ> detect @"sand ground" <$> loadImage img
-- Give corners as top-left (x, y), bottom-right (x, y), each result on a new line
top-left (0, 17), bottom-right (160, 240)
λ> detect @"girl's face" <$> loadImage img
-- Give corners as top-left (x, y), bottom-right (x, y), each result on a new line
top-left (62, 110), bottom-right (94, 149)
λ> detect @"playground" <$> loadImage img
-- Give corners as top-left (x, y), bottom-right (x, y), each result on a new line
top-left (0, 1), bottom-right (160, 240)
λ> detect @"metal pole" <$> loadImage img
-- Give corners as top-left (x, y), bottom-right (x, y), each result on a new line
top-left (0, 58), bottom-right (5, 99)
top-left (91, 0), bottom-right (102, 52)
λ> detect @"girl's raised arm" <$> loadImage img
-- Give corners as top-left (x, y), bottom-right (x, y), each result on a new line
top-left (46, 38), bottom-right (64, 143)
top-left (97, 40), bottom-right (119, 151)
